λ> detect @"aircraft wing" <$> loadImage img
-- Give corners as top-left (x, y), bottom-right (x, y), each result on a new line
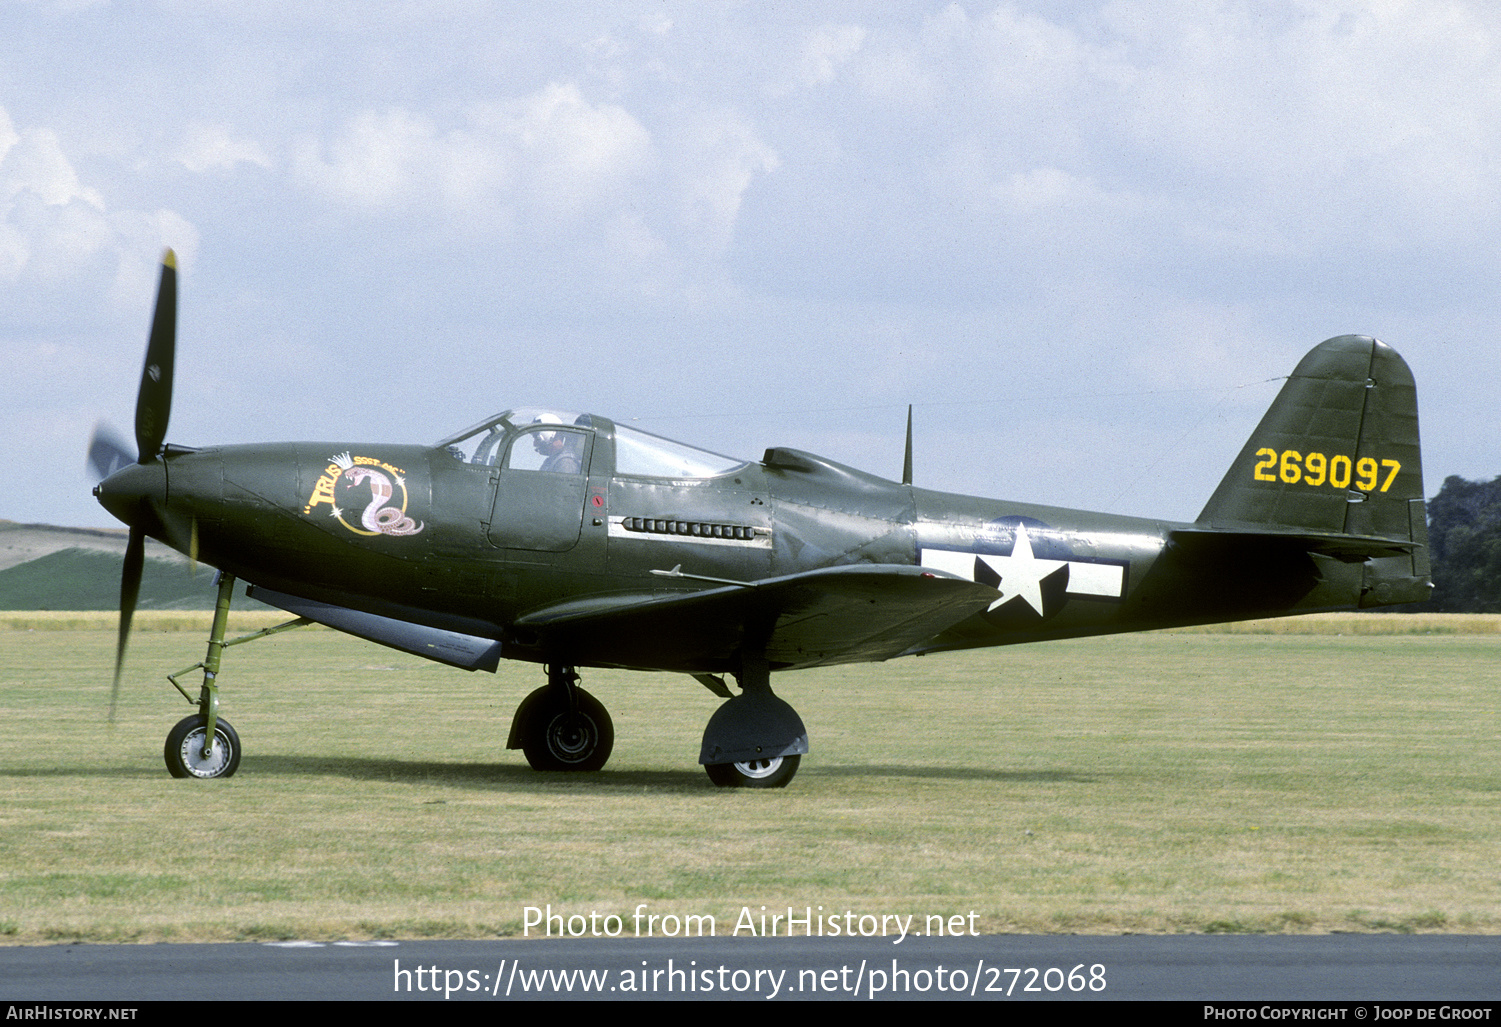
top-left (511, 564), bottom-right (1002, 673)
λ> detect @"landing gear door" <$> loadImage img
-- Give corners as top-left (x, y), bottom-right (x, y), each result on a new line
top-left (487, 427), bottom-right (593, 552)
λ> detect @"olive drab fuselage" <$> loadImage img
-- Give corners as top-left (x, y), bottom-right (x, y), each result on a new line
top-left (155, 383), bottom-right (1427, 678)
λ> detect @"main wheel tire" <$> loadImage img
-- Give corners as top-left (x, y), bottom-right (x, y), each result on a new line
top-left (704, 754), bottom-right (800, 789)
top-left (164, 715), bottom-right (241, 779)
top-left (519, 688), bottom-right (614, 772)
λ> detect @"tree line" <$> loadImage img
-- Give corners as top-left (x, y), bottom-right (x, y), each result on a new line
top-left (1415, 474), bottom-right (1501, 612)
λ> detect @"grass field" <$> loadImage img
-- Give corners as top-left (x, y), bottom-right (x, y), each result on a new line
top-left (0, 613), bottom-right (1497, 943)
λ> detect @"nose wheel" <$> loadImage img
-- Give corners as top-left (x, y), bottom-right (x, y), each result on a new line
top-left (164, 714), bottom-right (241, 779)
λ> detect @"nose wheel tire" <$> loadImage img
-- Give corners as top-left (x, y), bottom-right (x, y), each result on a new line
top-left (164, 714), bottom-right (241, 779)
top-left (704, 754), bottom-right (799, 789)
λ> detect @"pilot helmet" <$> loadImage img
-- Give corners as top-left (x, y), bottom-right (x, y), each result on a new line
top-left (532, 412), bottom-right (564, 445)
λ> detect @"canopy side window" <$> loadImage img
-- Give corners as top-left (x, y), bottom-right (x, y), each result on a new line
top-left (613, 424), bottom-right (746, 478)
top-left (506, 427), bottom-right (591, 475)
top-left (437, 409), bottom-right (594, 468)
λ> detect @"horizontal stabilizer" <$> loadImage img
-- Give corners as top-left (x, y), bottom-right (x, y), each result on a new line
top-left (1171, 527), bottom-right (1417, 562)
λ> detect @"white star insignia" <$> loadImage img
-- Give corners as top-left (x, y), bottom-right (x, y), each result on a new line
top-left (979, 523), bottom-right (1066, 615)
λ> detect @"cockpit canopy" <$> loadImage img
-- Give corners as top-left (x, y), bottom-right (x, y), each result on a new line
top-left (436, 408), bottom-right (749, 479)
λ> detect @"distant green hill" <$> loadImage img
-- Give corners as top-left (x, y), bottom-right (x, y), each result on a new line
top-left (0, 547), bottom-right (216, 610)
top-left (0, 521), bottom-right (216, 610)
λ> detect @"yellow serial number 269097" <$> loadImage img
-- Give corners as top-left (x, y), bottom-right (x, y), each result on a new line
top-left (1253, 449), bottom-right (1401, 492)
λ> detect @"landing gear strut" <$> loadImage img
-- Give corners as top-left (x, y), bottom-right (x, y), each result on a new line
top-left (161, 571), bottom-right (312, 779)
top-left (508, 663), bottom-right (614, 772)
top-left (164, 572), bottom-right (239, 779)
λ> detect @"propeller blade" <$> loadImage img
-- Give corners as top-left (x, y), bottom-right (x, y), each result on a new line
top-left (87, 422), bottom-right (135, 482)
top-left (109, 525), bottom-right (145, 724)
top-left (134, 250), bottom-right (177, 463)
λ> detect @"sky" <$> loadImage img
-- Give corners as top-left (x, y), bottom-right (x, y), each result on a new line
top-left (5, 0), bottom-right (1500, 529)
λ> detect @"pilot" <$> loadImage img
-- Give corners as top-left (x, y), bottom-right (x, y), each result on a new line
top-left (532, 416), bottom-right (583, 474)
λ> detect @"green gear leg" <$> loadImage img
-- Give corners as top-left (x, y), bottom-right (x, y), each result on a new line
top-left (198, 572), bottom-right (236, 757)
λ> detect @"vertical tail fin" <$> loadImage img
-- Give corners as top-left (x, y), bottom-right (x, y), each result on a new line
top-left (1199, 335), bottom-right (1422, 534)
top-left (1196, 334), bottom-right (1429, 606)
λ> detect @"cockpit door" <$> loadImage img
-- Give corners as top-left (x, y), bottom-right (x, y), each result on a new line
top-left (487, 427), bottom-right (593, 552)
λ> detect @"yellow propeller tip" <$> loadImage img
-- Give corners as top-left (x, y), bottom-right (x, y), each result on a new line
top-left (162, 248), bottom-right (177, 269)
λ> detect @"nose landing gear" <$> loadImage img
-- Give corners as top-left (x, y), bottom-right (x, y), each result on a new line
top-left (158, 572), bottom-right (313, 780)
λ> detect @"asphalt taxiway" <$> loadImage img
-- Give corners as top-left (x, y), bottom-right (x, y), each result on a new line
top-left (3, 934), bottom-right (1498, 1002)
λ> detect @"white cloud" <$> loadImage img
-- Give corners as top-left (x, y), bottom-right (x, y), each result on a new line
top-left (991, 165), bottom-right (1108, 211)
top-left (292, 109), bottom-right (440, 209)
top-left (173, 123), bottom-right (272, 174)
top-left (2, 124), bottom-right (104, 209)
top-left (726, 1), bottom-right (1501, 313)
top-left (0, 109), bottom-right (17, 164)
top-left (669, 114), bottom-right (780, 251)
top-left (294, 83), bottom-right (653, 221)
top-left (6, 1), bottom-right (1501, 528)
top-left (287, 79), bottom-right (782, 302)
top-left (1096, 1), bottom-right (1501, 246)
top-left (0, 113), bottom-right (111, 287)
top-left (0, 105), bottom-right (194, 312)
top-left (478, 82), bottom-right (655, 219)
top-left (796, 24), bottom-right (867, 87)
top-left (639, 10), bottom-right (672, 37)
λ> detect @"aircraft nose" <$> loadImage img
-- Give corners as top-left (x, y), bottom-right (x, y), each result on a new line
top-left (94, 460), bottom-right (167, 528)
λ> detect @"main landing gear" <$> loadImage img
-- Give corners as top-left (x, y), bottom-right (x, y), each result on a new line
top-left (703, 754), bottom-right (802, 789)
top-left (697, 652), bottom-right (808, 789)
top-left (506, 654), bottom-right (809, 788)
top-left (507, 664), bottom-right (614, 772)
